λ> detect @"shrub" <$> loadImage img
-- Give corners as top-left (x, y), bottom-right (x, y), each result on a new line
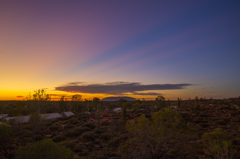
top-left (101, 120), bottom-right (110, 126)
top-left (95, 129), bottom-right (104, 134)
top-left (101, 133), bottom-right (111, 140)
top-left (49, 125), bottom-right (60, 131)
top-left (45, 121), bottom-right (52, 126)
top-left (64, 124), bottom-right (74, 129)
top-left (53, 134), bottom-right (66, 142)
top-left (65, 127), bottom-right (91, 137)
top-left (82, 132), bottom-right (96, 141)
top-left (15, 139), bottom-right (73, 159)
top-left (68, 118), bottom-right (79, 125)
top-left (216, 120), bottom-right (227, 125)
top-left (22, 130), bottom-right (33, 137)
top-left (108, 137), bottom-right (120, 149)
top-left (64, 129), bottom-right (79, 137)
top-left (202, 128), bottom-right (236, 158)
top-left (83, 122), bottom-right (96, 129)
top-left (20, 137), bottom-right (32, 144)
top-left (74, 127), bottom-right (91, 134)
top-left (60, 140), bottom-right (76, 150)
top-left (32, 134), bottom-right (44, 141)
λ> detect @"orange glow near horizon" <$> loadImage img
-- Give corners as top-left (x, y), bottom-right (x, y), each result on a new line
top-left (0, 88), bottom-right (215, 101)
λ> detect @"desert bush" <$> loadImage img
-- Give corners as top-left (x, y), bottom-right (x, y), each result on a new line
top-left (56, 117), bottom-right (66, 121)
top-left (101, 120), bottom-right (110, 126)
top-left (199, 104), bottom-right (206, 110)
top-left (95, 129), bottom-right (104, 134)
top-left (108, 137), bottom-right (120, 149)
top-left (216, 120), bottom-right (227, 125)
top-left (199, 113), bottom-right (209, 117)
top-left (101, 133), bottom-right (111, 140)
top-left (64, 129), bottom-right (79, 137)
top-left (53, 134), bottom-right (66, 142)
top-left (82, 132), bottom-right (96, 141)
top-left (60, 140), bottom-right (76, 150)
top-left (43, 121), bottom-right (52, 127)
top-left (64, 124), bottom-right (74, 129)
top-left (49, 119), bottom-right (58, 123)
top-left (118, 108), bottom-right (192, 159)
top-left (74, 127), bottom-right (91, 134)
top-left (33, 134), bottom-right (44, 141)
top-left (65, 127), bottom-right (91, 138)
top-left (68, 117), bottom-right (79, 125)
top-left (49, 125), bottom-right (60, 131)
top-left (22, 130), bottom-right (33, 137)
top-left (15, 139), bottom-right (73, 159)
top-left (73, 144), bottom-right (86, 153)
top-left (83, 122), bottom-right (96, 129)
top-left (20, 137), bottom-right (32, 144)
top-left (202, 128), bottom-right (236, 158)
top-left (199, 123), bottom-right (211, 128)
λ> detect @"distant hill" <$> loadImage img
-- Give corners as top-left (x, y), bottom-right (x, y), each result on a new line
top-left (101, 97), bottom-right (136, 102)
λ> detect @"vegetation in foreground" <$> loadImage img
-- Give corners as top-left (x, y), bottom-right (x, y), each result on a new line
top-left (0, 90), bottom-right (240, 159)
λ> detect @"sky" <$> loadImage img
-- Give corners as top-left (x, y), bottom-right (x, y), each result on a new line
top-left (0, 0), bottom-right (240, 101)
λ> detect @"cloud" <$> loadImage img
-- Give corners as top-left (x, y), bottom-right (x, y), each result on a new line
top-left (16, 96), bottom-right (24, 98)
top-left (128, 92), bottom-right (163, 96)
top-left (55, 82), bottom-right (192, 95)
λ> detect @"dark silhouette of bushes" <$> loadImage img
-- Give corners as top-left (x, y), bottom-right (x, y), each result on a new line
top-left (82, 132), bottom-right (96, 141)
top-left (83, 122), bottom-right (96, 129)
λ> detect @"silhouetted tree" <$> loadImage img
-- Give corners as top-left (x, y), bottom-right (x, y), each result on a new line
top-left (155, 96), bottom-right (166, 110)
top-left (71, 94), bottom-right (82, 113)
top-left (59, 96), bottom-right (67, 113)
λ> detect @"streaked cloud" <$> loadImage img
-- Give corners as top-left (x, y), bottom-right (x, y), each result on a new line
top-left (129, 92), bottom-right (162, 96)
top-left (55, 82), bottom-right (192, 95)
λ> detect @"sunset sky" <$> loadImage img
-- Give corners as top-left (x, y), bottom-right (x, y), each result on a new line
top-left (0, 0), bottom-right (240, 101)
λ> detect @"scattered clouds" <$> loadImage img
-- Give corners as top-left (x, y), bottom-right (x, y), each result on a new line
top-left (55, 81), bottom-right (193, 95)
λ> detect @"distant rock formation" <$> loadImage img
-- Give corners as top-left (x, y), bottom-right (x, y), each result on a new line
top-left (101, 97), bottom-right (136, 102)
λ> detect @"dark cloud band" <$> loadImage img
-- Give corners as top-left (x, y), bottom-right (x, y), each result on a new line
top-left (55, 82), bottom-right (192, 95)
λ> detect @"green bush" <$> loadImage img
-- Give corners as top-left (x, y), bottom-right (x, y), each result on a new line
top-left (202, 128), bottom-right (236, 158)
top-left (15, 139), bottom-right (73, 159)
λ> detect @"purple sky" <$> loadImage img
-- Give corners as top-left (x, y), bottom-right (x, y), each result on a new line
top-left (0, 0), bottom-right (240, 100)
